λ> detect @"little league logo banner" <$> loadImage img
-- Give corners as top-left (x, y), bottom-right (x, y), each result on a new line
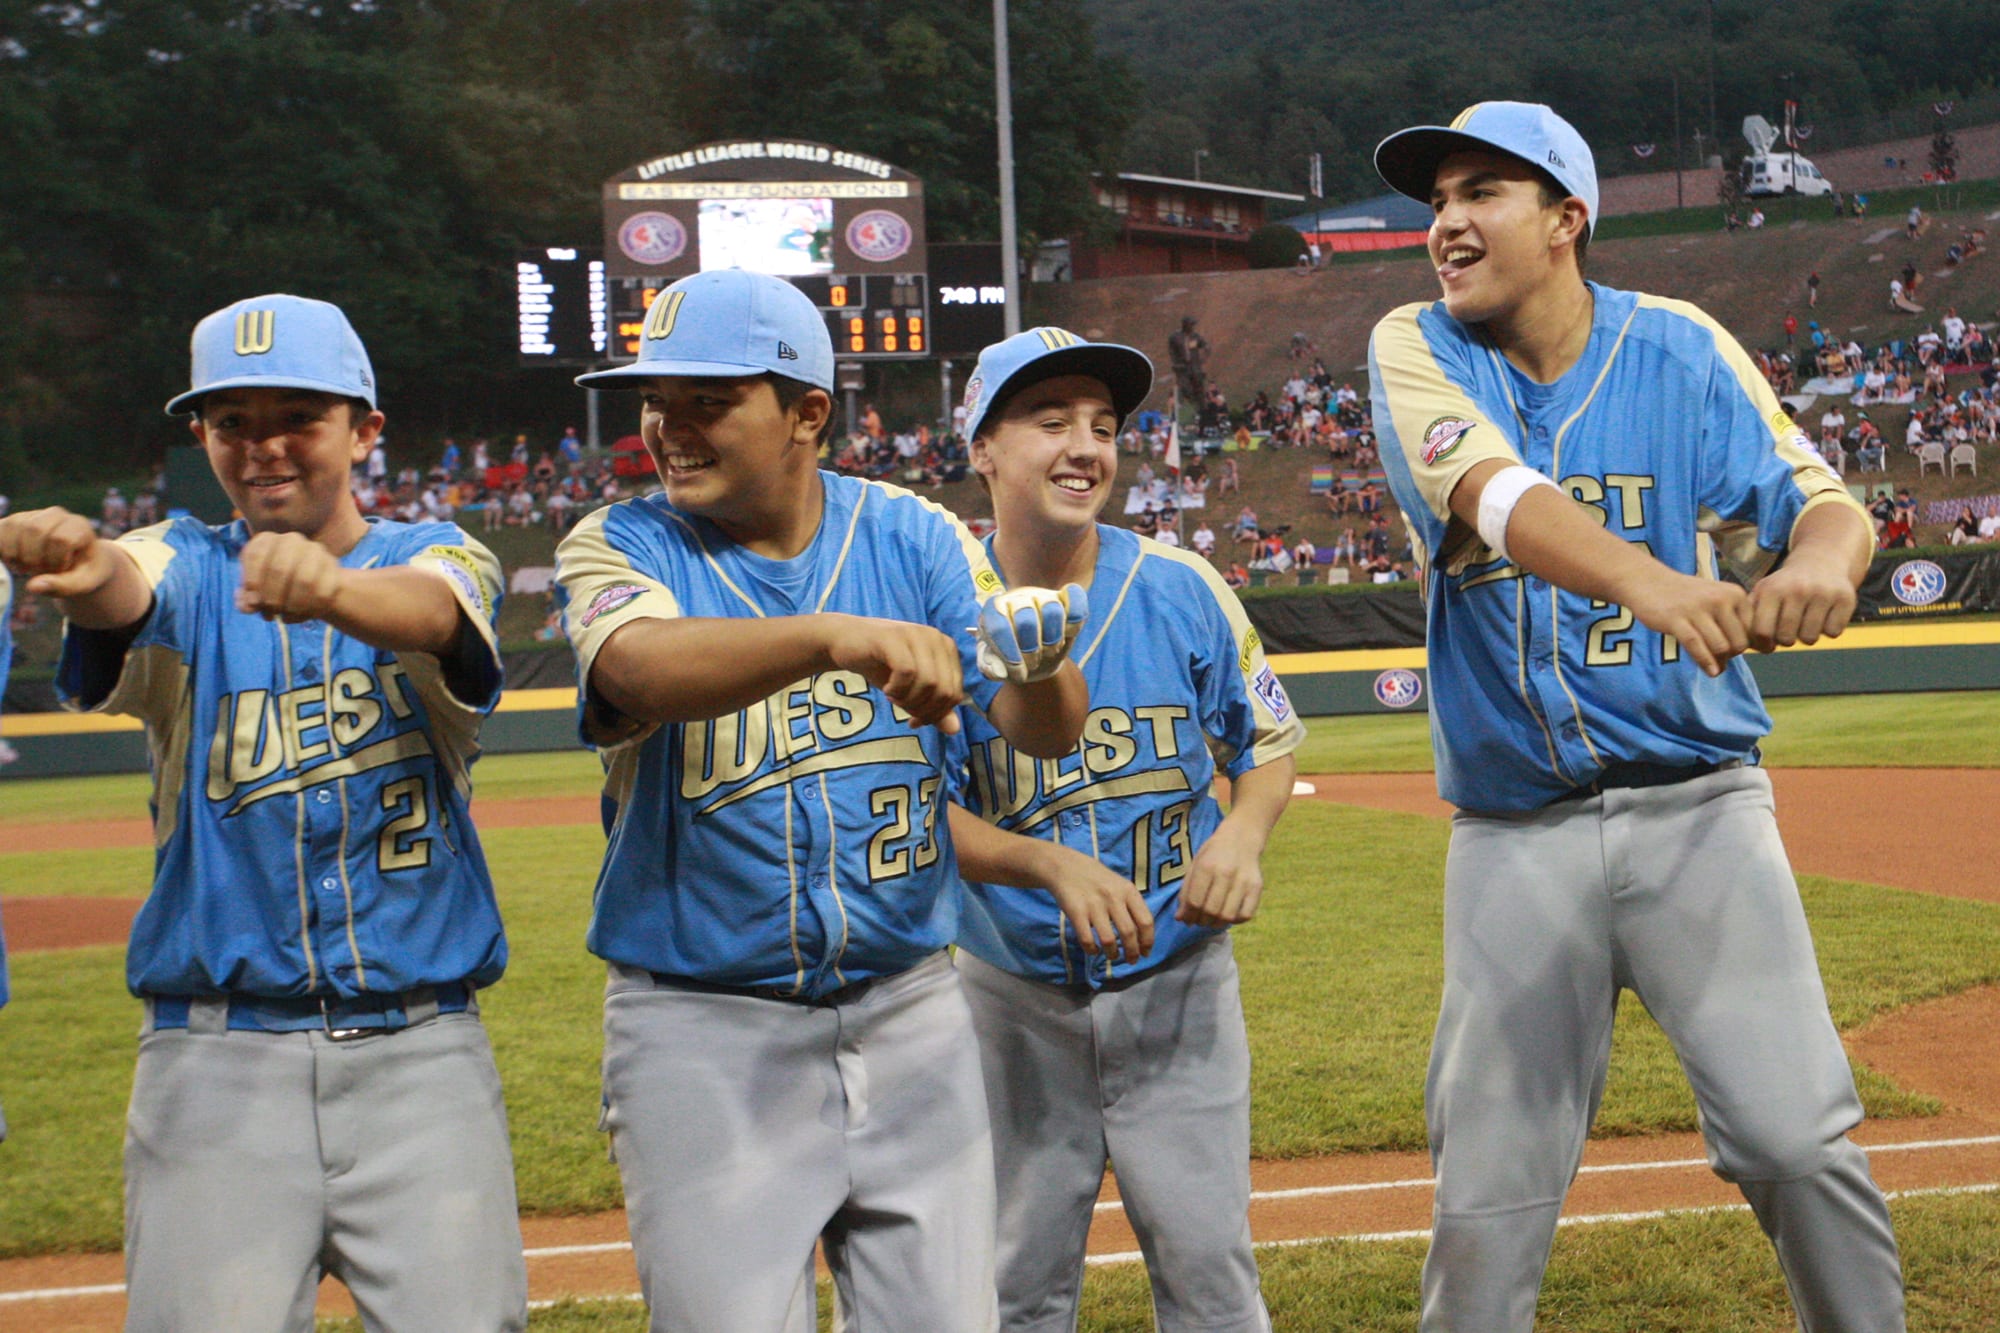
top-left (1855, 550), bottom-right (2000, 620)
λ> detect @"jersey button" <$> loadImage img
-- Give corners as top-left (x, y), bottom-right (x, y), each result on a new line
top-left (316, 790), bottom-right (332, 805)
top-left (320, 876), bottom-right (338, 891)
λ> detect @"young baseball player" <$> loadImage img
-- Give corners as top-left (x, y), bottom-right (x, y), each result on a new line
top-left (943, 327), bottom-right (1304, 1332)
top-left (554, 269), bottom-right (1090, 1332)
top-left (0, 294), bottom-right (527, 1330)
top-left (1367, 103), bottom-right (1903, 1330)
top-left (0, 565), bottom-right (11, 1143)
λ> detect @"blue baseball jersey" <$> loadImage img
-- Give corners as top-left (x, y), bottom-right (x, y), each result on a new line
top-left (57, 517), bottom-right (509, 1000)
top-left (0, 566), bottom-right (11, 1010)
top-left (951, 527), bottom-right (1304, 987)
top-left (1368, 282), bottom-right (1865, 811)
top-left (554, 471), bottom-right (1009, 999)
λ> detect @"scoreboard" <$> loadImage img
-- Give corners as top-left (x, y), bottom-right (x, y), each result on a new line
top-left (516, 248), bottom-right (608, 366)
top-left (610, 273), bottom-right (929, 361)
top-left (601, 139), bottom-right (931, 362)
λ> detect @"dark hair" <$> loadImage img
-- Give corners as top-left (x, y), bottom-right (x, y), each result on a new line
top-left (766, 373), bottom-right (838, 446)
top-left (1535, 173), bottom-right (1589, 277)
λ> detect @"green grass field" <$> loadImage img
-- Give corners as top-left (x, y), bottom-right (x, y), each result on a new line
top-left (7, 693), bottom-right (2000, 1328)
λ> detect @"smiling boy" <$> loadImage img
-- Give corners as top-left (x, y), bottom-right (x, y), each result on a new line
top-left (1367, 102), bottom-right (1901, 1331)
top-left (554, 270), bottom-right (1089, 1331)
top-left (0, 294), bottom-right (525, 1329)
top-left (942, 328), bottom-right (1303, 1332)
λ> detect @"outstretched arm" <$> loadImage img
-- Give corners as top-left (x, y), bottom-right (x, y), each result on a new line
top-left (0, 508), bottom-right (153, 631)
top-left (1450, 459), bottom-right (1752, 677)
top-left (592, 613), bottom-right (968, 731)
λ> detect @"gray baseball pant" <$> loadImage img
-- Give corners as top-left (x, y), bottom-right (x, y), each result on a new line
top-left (123, 1007), bottom-right (527, 1332)
top-left (956, 935), bottom-right (1270, 1333)
top-left (1421, 765), bottom-right (1904, 1332)
top-left (602, 950), bottom-right (999, 1333)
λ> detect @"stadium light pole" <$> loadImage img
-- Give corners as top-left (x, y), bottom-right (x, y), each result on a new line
top-left (994, 0), bottom-right (1022, 336)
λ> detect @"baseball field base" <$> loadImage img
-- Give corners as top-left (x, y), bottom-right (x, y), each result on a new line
top-left (3, 622), bottom-right (1997, 781)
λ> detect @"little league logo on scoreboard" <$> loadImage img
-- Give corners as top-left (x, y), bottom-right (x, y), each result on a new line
top-left (618, 212), bottom-right (687, 266)
top-left (846, 210), bottom-right (913, 263)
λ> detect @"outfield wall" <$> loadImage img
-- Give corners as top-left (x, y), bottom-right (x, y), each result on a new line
top-left (3, 622), bottom-right (1996, 781)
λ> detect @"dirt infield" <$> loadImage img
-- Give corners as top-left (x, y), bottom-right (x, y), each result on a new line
top-left (4, 769), bottom-right (1999, 1325)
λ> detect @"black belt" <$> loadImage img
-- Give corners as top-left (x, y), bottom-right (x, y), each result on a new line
top-left (1551, 758), bottom-right (1745, 805)
top-left (145, 982), bottom-right (475, 1040)
top-left (646, 970), bottom-right (888, 1008)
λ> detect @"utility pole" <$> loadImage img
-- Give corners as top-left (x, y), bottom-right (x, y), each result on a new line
top-left (1673, 72), bottom-right (1685, 209)
top-left (994, 0), bottom-right (1021, 337)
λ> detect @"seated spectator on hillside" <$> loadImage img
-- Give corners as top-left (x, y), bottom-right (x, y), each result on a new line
top-left (1894, 488), bottom-right (1917, 528)
top-left (1191, 521), bottom-right (1216, 557)
top-left (1855, 431), bottom-right (1887, 472)
top-left (1133, 509), bottom-right (1158, 538)
top-left (507, 484), bottom-right (536, 526)
top-left (547, 486), bottom-right (575, 532)
top-left (1215, 456), bottom-right (1239, 497)
top-left (1943, 309), bottom-right (1967, 358)
top-left (1357, 481), bottom-right (1382, 515)
top-left (1964, 325), bottom-right (1989, 364)
top-left (1134, 459), bottom-right (1154, 490)
top-left (1908, 205), bottom-right (1926, 239)
top-left (1818, 433), bottom-right (1847, 475)
top-left (1330, 527), bottom-right (1359, 566)
top-left (1916, 327), bottom-right (1943, 366)
top-left (1981, 511), bottom-right (2000, 542)
top-left (1223, 562), bottom-right (1249, 590)
top-left (1906, 414), bottom-right (1929, 454)
top-left (1289, 330), bottom-right (1317, 360)
top-left (1950, 506), bottom-right (1982, 544)
top-left (1325, 483), bottom-right (1352, 517)
top-left (470, 437), bottom-right (491, 474)
top-left (1868, 490), bottom-right (1896, 536)
top-left (1365, 514), bottom-right (1393, 561)
top-left (1352, 433), bottom-right (1379, 468)
top-left (1232, 421), bottom-right (1254, 453)
top-left (1179, 471), bottom-right (1208, 508)
top-left (1925, 362), bottom-right (1949, 400)
top-left (1155, 523), bottom-right (1182, 548)
top-left (1890, 277), bottom-right (1923, 314)
top-left (1747, 207), bottom-right (1766, 229)
top-left (1880, 514), bottom-right (1916, 549)
top-left (1855, 364), bottom-right (1888, 404)
top-left (1232, 504), bottom-right (1259, 543)
top-left (1292, 535), bottom-right (1317, 571)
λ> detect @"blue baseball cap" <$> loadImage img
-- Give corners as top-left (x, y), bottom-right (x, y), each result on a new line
top-left (166, 294), bottom-right (377, 416)
top-left (1375, 101), bottom-right (1599, 237)
top-left (577, 269), bottom-right (834, 392)
top-left (961, 327), bottom-right (1154, 442)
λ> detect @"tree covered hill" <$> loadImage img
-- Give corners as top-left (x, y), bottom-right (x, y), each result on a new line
top-left (1085, 0), bottom-right (2000, 200)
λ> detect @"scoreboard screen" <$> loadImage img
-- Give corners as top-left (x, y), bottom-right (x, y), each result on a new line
top-left (516, 248), bottom-right (608, 366)
top-left (610, 273), bottom-right (930, 362)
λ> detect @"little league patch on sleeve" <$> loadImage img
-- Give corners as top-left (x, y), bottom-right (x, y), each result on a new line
top-left (421, 545), bottom-right (496, 619)
top-left (1422, 416), bottom-right (1476, 466)
top-left (1251, 664), bottom-right (1294, 722)
top-left (580, 583), bottom-right (650, 627)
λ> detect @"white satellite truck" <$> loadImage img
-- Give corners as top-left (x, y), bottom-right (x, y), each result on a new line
top-left (1738, 114), bottom-right (1834, 197)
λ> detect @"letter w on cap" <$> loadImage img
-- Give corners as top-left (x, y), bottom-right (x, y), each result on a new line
top-left (645, 290), bottom-right (686, 341)
top-left (234, 310), bottom-right (275, 356)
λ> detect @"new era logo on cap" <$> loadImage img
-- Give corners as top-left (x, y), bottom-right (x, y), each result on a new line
top-left (778, 341), bottom-right (798, 361)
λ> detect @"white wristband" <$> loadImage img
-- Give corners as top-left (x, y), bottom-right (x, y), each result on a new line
top-left (1475, 465), bottom-right (1559, 563)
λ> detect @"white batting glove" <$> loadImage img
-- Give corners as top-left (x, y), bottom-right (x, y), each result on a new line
top-left (975, 583), bottom-right (1089, 684)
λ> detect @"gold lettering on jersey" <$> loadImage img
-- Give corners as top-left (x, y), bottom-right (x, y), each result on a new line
top-left (328, 668), bottom-right (384, 748)
top-left (1561, 473), bottom-right (1657, 532)
top-left (205, 668), bottom-right (433, 806)
top-left (378, 661), bottom-right (417, 719)
top-left (279, 686), bottom-right (331, 766)
top-left (234, 309), bottom-right (275, 355)
top-left (677, 670), bottom-right (909, 806)
top-left (965, 705), bottom-right (1193, 826)
top-left (1078, 708), bottom-right (1138, 776)
top-left (1134, 706), bottom-right (1188, 760)
top-left (810, 672), bottom-right (871, 741)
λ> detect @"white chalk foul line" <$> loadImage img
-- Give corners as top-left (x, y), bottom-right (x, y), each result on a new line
top-left (1088, 1133), bottom-right (2000, 1213)
top-left (5, 1145), bottom-right (1998, 1306)
top-left (1081, 1180), bottom-right (2000, 1267)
